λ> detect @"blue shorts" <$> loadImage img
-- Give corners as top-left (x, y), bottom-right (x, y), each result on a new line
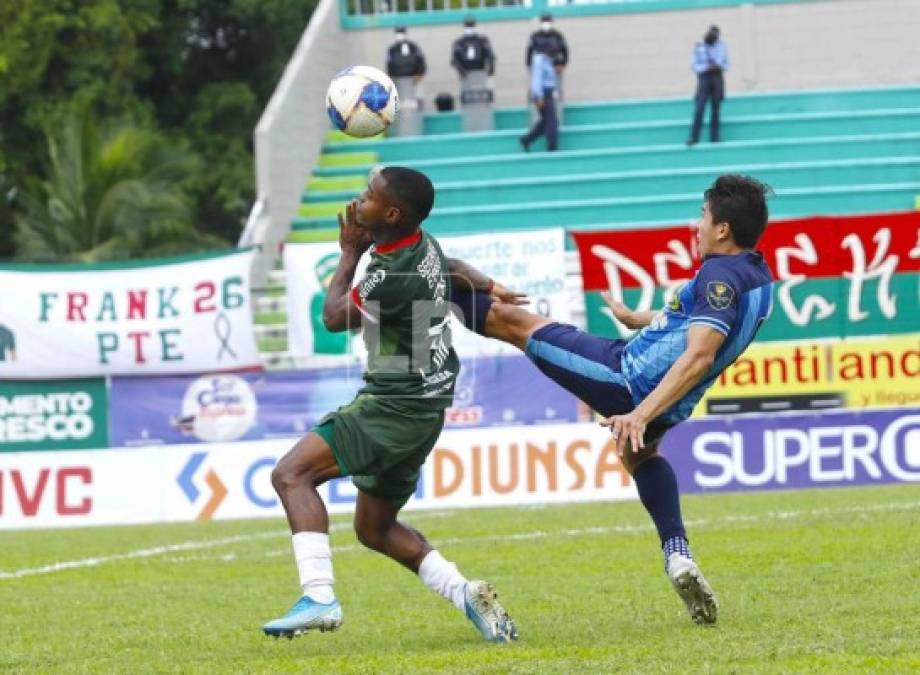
top-left (525, 323), bottom-right (674, 446)
top-left (451, 291), bottom-right (674, 445)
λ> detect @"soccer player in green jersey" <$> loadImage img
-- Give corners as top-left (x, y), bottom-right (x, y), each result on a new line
top-left (262, 167), bottom-right (518, 643)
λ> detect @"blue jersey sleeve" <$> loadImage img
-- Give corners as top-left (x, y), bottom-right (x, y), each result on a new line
top-left (688, 261), bottom-right (739, 336)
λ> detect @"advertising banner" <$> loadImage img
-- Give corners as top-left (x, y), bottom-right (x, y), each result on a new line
top-left (662, 408), bottom-right (920, 494)
top-left (108, 355), bottom-right (582, 447)
top-left (284, 228), bottom-right (569, 360)
top-left (0, 249), bottom-right (260, 378)
top-left (0, 422), bottom-right (633, 530)
top-left (572, 211), bottom-right (920, 341)
top-left (3, 409), bottom-right (918, 529)
top-left (696, 335), bottom-right (920, 416)
top-left (0, 379), bottom-right (108, 452)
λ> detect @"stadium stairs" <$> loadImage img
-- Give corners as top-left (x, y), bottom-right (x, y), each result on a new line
top-left (253, 85), bottom-right (920, 366)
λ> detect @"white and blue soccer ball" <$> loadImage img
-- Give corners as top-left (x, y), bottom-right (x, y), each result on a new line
top-left (326, 65), bottom-right (398, 138)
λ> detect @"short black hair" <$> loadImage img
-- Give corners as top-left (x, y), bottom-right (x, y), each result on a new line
top-left (704, 174), bottom-right (772, 248)
top-left (380, 166), bottom-right (435, 225)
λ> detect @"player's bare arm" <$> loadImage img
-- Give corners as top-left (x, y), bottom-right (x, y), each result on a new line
top-left (447, 258), bottom-right (528, 305)
top-left (600, 291), bottom-right (656, 329)
top-left (601, 324), bottom-right (725, 452)
top-left (322, 201), bottom-right (374, 333)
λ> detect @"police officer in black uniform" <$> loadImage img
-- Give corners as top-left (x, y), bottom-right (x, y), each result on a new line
top-left (386, 26), bottom-right (427, 136)
top-left (525, 13), bottom-right (568, 70)
top-left (451, 17), bottom-right (496, 132)
top-left (451, 17), bottom-right (496, 78)
top-left (387, 26), bottom-right (426, 82)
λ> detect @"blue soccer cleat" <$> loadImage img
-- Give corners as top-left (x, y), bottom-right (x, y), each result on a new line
top-left (262, 596), bottom-right (343, 638)
top-left (464, 580), bottom-right (519, 643)
top-left (666, 553), bottom-right (719, 625)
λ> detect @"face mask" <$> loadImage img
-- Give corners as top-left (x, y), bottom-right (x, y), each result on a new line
top-left (540, 22), bottom-right (552, 32)
top-left (464, 27), bottom-right (476, 36)
top-left (396, 32), bottom-right (406, 41)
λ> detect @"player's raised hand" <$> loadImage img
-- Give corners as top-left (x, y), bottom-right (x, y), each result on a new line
top-left (599, 411), bottom-right (647, 455)
top-left (601, 291), bottom-right (635, 325)
top-left (490, 281), bottom-right (529, 305)
top-left (337, 201), bottom-right (374, 254)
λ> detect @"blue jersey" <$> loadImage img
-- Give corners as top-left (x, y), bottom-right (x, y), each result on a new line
top-left (621, 251), bottom-right (774, 424)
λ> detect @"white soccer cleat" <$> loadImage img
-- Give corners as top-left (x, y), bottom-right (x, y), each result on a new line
top-left (666, 553), bottom-right (719, 625)
top-left (464, 580), bottom-right (519, 643)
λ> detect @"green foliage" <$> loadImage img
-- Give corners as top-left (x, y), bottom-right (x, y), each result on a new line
top-left (14, 108), bottom-right (224, 262)
top-left (135, 0), bottom-right (318, 241)
top-left (0, 0), bottom-right (319, 259)
top-left (2, 484), bottom-right (920, 672)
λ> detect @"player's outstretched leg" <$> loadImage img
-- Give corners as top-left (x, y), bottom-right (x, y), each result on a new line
top-left (623, 448), bottom-right (718, 625)
top-left (354, 491), bottom-right (519, 643)
top-left (262, 432), bottom-right (344, 638)
top-left (451, 289), bottom-right (550, 351)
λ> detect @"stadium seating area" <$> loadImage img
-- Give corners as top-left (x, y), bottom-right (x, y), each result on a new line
top-left (253, 84), bottom-right (920, 360)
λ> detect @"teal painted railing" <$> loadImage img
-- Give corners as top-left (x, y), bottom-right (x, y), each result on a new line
top-left (340, 0), bottom-right (811, 30)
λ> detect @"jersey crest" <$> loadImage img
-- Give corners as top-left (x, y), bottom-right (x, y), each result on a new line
top-left (706, 281), bottom-right (734, 310)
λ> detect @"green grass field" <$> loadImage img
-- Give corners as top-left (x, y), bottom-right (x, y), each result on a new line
top-left (2, 484), bottom-right (919, 673)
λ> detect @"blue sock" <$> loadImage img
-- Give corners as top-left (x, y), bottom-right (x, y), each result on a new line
top-left (631, 456), bottom-right (691, 565)
top-left (663, 535), bottom-right (692, 562)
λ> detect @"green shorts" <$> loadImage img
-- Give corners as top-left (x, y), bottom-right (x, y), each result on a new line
top-left (312, 393), bottom-right (445, 508)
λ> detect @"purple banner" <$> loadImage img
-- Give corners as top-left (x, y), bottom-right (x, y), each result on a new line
top-left (662, 408), bottom-right (920, 493)
top-left (109, 355), bottom-right (582, 447)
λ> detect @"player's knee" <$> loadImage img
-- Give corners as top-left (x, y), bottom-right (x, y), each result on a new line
top-left (619, 444), bottom-right (660, 475)
top-left (270, 459), bottom-right (317, 494)
top-left (486, 302), bottom-right (548, 348)
top-left (353, 519), bottom-right (387, 552)
top-left (270, 463), bottom-right (296, 494)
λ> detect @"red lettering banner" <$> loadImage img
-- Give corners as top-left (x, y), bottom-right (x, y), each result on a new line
top-left (573, 210), bottom-right (920, 292)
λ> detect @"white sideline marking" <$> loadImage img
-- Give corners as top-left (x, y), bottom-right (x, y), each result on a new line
top-left (0, 531), bottom-right (284, 580)
top-left (3, 500), bottom-right (918, 579)
top-left (295, 498), bottom-right (920, 558)
top-left (0, 522), bottom-right (348, 581)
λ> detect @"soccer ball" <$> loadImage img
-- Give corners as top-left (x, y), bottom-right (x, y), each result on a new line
top-left (326, 65), bottom-right (398, 138)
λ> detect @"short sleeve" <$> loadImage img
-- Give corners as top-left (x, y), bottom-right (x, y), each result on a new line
top-left (688, 262), bottom-right (739, 336)
top-left (351, 263), bottom-right (404, 323)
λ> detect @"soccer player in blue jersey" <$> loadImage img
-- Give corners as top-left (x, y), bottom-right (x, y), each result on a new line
top-left (449, 174), bottom-right (774, 625)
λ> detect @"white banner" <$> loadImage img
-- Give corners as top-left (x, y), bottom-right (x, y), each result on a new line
top-left (284, 228), bottom-right (569, 360)
top-left (283, 242), bottom-right (367, 360)
top-left (0, 249), bottom-right (260, 377)
top-left (439, 228), bottom-right (570, 356)
top-left (0, 422), bottom-right (634, 530)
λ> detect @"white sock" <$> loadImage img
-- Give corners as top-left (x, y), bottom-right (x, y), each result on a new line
top-left (418, 550), bottom-right (468, 612)
top-left (292, 532), bottom-right (335, 604)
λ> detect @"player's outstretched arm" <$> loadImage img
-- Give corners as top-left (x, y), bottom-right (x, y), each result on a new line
top-left (601, 291), bottom-right (656, 329)
top-left (323, 201), bottom-right (374, 332)
top-left (601, 324), bottom-right (725, 452)
top-left (447, 258), bottom-right (528, 305)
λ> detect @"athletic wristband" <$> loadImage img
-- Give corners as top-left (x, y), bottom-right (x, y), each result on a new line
top-left (485, 279), bottom-right (495, 295)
